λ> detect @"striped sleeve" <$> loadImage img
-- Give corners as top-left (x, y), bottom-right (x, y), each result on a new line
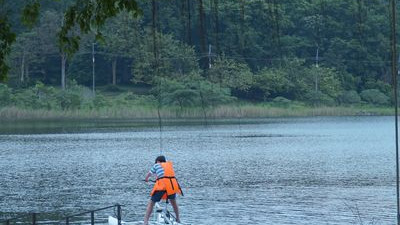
top-left (150, 164), bottom-right (157, 174)
top-left (150, 163), bottom-right (164, 178)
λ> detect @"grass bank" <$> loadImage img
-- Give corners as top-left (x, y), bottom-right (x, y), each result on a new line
top-left (0, 103), bottom-right (393, 122)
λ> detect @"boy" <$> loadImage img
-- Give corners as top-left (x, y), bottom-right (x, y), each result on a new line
top-left (143, 155), bottom-right (183, 225)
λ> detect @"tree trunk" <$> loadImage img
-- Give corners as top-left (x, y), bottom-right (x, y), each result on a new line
top-left (187, 0), bottom-right (192, 45)
top-left (272, 0), bottom-right (282, 61)
top-left (25, 63), bottom-right (29, 81)
top-left (212, 0), bottom-right (219, 54)
top-left (179, 0), bottom-right (185, 42)
top-left (198, 0), bottom-right (206, 53)
top-left (198, 0), bottom-right (207, 69)
top-left (152, 0), bottom-right (158, 70)
top-left (20, 52), bottom-right (25, 83)
top-left (112, 58), bottom-right (117, 85)
top-left (240, 0), bottom-right (245, 55)
top-left (61, 53), bottom-right (66, 90)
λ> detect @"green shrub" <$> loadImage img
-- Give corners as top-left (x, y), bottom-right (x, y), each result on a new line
top-left (0, 84), bottom-right (12, 107)
top-left (57, 91), bottom-right (82, 110)
top-left (272, 96), bottom-right (291, 106)
top-left (33, 82), bottom-right (59, 110)
top-left (338, 90), bottom-right (361, 105)
top-left (360, 89), bottom-right (389, 105)
top-left (123, 92), bottom-right (138, 101)
top-left (121, 92), bottom-right (157, 106)
top-left (92, 94), bottom-right (109, 109)
top-left (103, 84), bottom-right (123, 92)
top-left (196, 80), bottom-right (234, 106)
top-left (13, 83), bottom-right (57, 109)
top-left (304, 91), bottom-right (336, 106)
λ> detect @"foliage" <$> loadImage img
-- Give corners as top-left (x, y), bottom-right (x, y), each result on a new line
top-left (1, 0), bottom-right (141, 82)
top-left (1, 0), bottom-right (397, 108)
top-left (306, 66), bottom-right (342, 100)
top-left (196, 79), bottom-right (235, 107)
top-left (338, 90), bottom-right (361, 105)
top-left (92, 94), bottom-right (109, 109)
top-left (360, 89), bottom-right (390, 106)
top-left (0, 16), bottom-right (16, 82)
top-left (252, 68), bottom-right (291, 101)
top-left (304, 90), bottom-right (336, 106)
top-left (208, 55), bottom-right (253, 91)
top-left (103, 84), bottom-right (123, 92)
top-left (364, 79), bottom-right (392, 98)
top-left (152, 76), bottom-right (233, 110)
top-left (100, 12), bottom-right (142, 85)
top-left (272, 96), bottom-right (291, 106)
top-left (0, 83), bottom-right (12, 107)
top-left (59, 0), bottom-right (141, 56)
top-left (13, 82), bottom-right (58, 109)
top-left (279, 58), bottom-right (310, 100)
top-left (121, 92), bottom-right (157, 106)
top-left (67, 53), bottom-right (93, 85)
top-left (21, 1), bottom-right (41, 27)
top-left (131, 32), bottom-right (200, 85)
top-left (157, 78), bottom-right (199, 109)
top-left (57, 90), bottom-right (82, 110)
top-left (8, 10), bottom-right (62, 85)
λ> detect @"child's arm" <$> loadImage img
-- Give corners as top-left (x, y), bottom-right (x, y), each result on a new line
top-left (144, 171), bottom-right (152, 182)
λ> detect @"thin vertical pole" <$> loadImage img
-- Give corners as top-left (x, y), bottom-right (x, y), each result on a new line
top-left (208, 44), bottom-right (212, 68)
top-left (315, 47), bottom-right (319, 92)
top-left (32, 213), bottom-right (36, 225)
top-left (117, 204), bottom-right (122, 225)
top-left (390, 0), bottom-right (399, 224)
top-left (92, 43), bottom-right (96, 96)
top-left (91, 211), bottom-right (94, 225)
top-left (152, 0), bottom-right (162, 154)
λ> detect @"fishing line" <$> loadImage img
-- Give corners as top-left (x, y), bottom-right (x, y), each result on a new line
top-left (152, 0), bottom-right (163, 155)
top-left (390, 0), bottom-right (399, 224)
top-left (157, 76), bottom-right (163, 155)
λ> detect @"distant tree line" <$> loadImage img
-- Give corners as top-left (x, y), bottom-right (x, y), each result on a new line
top-left (0, 0), bottom-right (396, 107)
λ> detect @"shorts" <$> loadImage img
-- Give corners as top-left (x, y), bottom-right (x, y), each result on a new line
top-left (151, 191), bottom-right (176, 202)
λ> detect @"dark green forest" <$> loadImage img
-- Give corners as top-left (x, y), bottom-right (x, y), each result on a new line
top-left (0, 0), bottom-right (397, 118)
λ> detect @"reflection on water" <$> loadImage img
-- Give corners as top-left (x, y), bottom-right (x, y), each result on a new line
top-left (0, 116), bottom-right (396, 224)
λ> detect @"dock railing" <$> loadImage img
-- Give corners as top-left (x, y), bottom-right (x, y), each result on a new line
top-left (0, 204), bottom-right (122, 225)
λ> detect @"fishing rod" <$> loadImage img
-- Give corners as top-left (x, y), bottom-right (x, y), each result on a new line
top-left (157, 77), bottom-right (163, 155)
top-left (390, 0), bottom-right (400, 224)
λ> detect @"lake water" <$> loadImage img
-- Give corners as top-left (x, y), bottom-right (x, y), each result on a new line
top-left (0, 116), bottom-right (397, 224)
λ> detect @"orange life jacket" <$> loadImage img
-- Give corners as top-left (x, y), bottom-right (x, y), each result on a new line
top-left (150, 161), bottom-right (183, 199)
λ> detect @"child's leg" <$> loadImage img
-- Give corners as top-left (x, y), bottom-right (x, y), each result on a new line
top-left (169, 199), bottom-right (180, 223)
top-left (143, 200), bottom-right (155, 225)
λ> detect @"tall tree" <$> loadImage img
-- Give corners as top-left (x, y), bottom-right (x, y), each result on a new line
top-left (0, 0), bottom-right (17, 82)
top-left (211, 0), bottom-right (220, 54)
top-left (8, 32), bottom-right (38, 85)
top-left (197, 0), bottom-right (207, 69)
top-left (0, 0), bottom-right (141, 82)
top-left (186, 0), bottom-right (192, 45)
top-left (101, 12), bottom-right (140, 85)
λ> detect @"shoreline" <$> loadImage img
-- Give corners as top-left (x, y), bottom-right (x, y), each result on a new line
top-left (0, 105), bottom-right (393, 122)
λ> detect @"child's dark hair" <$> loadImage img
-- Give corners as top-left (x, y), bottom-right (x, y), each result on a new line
top-left (155, 155), bottom-right (166, 163)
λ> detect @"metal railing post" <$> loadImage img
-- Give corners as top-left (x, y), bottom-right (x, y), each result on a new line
top-left (91, 211), bottom-right (94, 225)
top-left (0, 204), bottom-right (124, 225)
top-left (32, 213), bottom-right (36, 225)
top-left (117, 204), bottom-right (122, 225)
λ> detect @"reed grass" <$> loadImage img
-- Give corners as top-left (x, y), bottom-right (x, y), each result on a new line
top-left (0, 104), bottom-right (394, 122)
